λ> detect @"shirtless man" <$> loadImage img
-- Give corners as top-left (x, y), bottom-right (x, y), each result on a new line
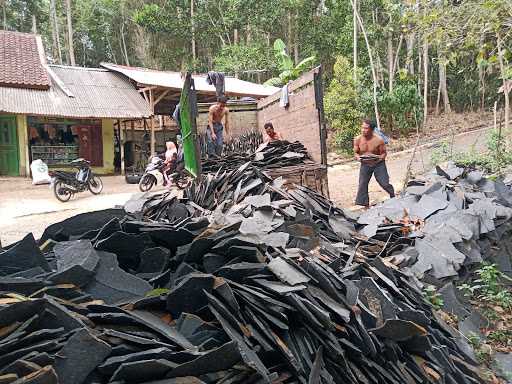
top-left (207, 96), bottom-right (230, 157)
top-left (263, 122), bottom-right (283, 143)
top-left (353, 119), bottom-right (395, 207)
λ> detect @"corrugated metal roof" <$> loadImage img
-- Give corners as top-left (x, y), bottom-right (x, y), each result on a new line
top-left (101, 63), bottom-right (280, 98)
top-left (0, 65), bottom-right (152, 119)
top-left (0, 31), bottom-right (50, 89)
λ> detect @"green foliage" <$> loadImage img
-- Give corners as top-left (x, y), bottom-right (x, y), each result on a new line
top-left (458, 263), bottom-right (512, 309)
top-left (324, 56), bottom-right (362, 154)
top-left (487, 330), bottom-right (512, 345)
top-left (430, 129), bottom-right (512, 174)
top-left (145, 288), bottom-right (170, 297)
top-left (264, 39), bottom-right (315, 86)
top-left (360, 76), bottom-right (423, 135)
top-left (467, 332), bottom-right (481, 348)
top-left (423, 285), bottom-right (444, 310)
top-left (429, 140), bottom-right (452, 167)
top-left (214, 43), bottom-right (274, 75)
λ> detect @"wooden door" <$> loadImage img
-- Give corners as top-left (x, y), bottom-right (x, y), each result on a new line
top-left (0, 116), bottom-right (19, 176)
top-left (77, 125), bottom-right (103, 166)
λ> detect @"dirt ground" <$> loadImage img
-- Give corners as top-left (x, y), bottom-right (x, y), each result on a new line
top-left (0, 176), bottom-right (170, 246)
top-left (0, 126), bottom-right (491, 247)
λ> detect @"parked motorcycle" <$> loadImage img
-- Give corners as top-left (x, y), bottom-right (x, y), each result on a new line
top-left (50, 158), bottom-right (103, 202)
top-left (138, 156), bottom-right (189, 192)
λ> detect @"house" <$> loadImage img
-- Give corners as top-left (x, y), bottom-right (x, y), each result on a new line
top-left (0, 30), bottom-right (152, 176)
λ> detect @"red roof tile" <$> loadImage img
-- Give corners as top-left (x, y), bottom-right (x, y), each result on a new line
top-left (0, 30), bottom-right (50, 90)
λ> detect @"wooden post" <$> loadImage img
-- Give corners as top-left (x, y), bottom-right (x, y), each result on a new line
top-left (130, 120), bottom-right (135, 141)
top-left (150, 90), bottom-right (156, 155)
top-left (118, 119), bottom-right (125, 176)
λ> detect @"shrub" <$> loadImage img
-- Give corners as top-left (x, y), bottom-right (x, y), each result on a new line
top-left (324, 56), bottom-right (362, 154)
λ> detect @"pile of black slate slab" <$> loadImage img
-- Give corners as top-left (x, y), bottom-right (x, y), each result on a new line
top-left (358, 163), bottom-right (512, 282)
top-left (202, 140), bottom-right (310, 173)
top-left (0, 163), bottom-right (507, 383)
top-left (199, 130), bottom-right (263, 158)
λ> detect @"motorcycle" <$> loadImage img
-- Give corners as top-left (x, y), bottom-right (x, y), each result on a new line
top-left (138, 156), bottom-right (189, 192)
top-left (50, 158), bottom-right (103, 202)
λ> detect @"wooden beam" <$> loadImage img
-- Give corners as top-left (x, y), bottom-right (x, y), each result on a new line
top-left (154, 89), bottom-right (171, 105)
top-left (141, 91), bottom-right (149, 103)
top-left (138, 86), bottom-right (158, 93)
top-left (150, 90), bottom-right (156, 154)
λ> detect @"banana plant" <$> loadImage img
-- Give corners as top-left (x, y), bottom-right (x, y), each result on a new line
top-left (264, 39), bottom-right (316, 86)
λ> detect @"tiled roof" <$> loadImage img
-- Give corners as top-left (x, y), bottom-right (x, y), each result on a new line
top-left (0, 65), bottom-right (152, 119)
top-left (0, 30), bottom-right (50, 90)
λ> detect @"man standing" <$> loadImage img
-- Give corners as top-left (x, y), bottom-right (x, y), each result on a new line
top-left (263, 122), bottom-right (283, 143)
top-left (354, 119), bottom-right (395, 207)
top-left (207, 96), bottom-right (229, 157)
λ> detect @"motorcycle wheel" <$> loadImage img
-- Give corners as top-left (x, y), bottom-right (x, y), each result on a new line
top-left (88, 175), bottom-right (103, 195)
top-left (54, 180), bottom-right (72, 202)
top-left (175, 176), bottom-right (190, 190)
top-left (139, 174), bottom-right (156, 192)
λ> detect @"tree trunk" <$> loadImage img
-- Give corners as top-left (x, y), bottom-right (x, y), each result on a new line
top-left (287, 10), bottom-right (292, 54)
top-left (190, 0), bottom-right (196, 64)
top-left (349, 0), bottom-right (381, 129)
top-left (2, 1), bottom-right (6, 30)
top-left (388, 34), bottom-right (403, 92)
top-left (32, 15), bottom-right (37, 34)
top-left (234, 28), bottom-right (239, 78)
top-left (65, 0), bottom-right (76, 66)
top-left (435, 80), bottom-right (441, 116)
top-left (293, 11), bottom-right (299, 65)
top-left (406, 32), bottom-right (415, 75)
top-left (246, 24), bottom-right (251, 44)
top-left (479, 64), bottom-right (485, 111)
top-left (120, 23), bottom-right (130, 66)
top-left (50, 0), bottom-right (63, 64)
top-left (353, 0), bottom-right (358, 82)
top-left (423, 38), bottom-right (428, 124)
top-left (387, 33), bottom-right (393, 92)
top-left (497, 34), bottom-right (510, 134)
top-left (438, 54), bottom-right (451, 113)
top-left (376, 53), bottom-right (385, 88)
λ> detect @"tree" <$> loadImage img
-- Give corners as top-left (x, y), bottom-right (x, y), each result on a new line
top-left (65, 0), bottom-right (75, 66)
top-left (325, 56), bottom-right (362, 153)
top-left (264, 39), bottom-right (315, 86)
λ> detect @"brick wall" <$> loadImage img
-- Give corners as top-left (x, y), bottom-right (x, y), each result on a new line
top-left (196, 106), bottom-right (258, 137)
top-left (256, 69), bottom-right (325, 164)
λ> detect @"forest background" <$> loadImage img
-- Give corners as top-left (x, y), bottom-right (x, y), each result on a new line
top-left (3, 0), bottom-right (511, 152)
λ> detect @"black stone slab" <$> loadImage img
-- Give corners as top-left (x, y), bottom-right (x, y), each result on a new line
top-left (53, 328), bottom-right (111, 384)
top-left (110, 359), bottom-right (178, 382)
top-left (166, 274), bottom-right (215, 319)
top-left (138, 247), bottom-right (170, 274)
top-left (49, 240), bottom-right (99, 287)
top-left (95, 231), bottom-right (153, 271)
top-left (0, 234), bottom-right (50, 276)
top-left (83, 251), bottom-right (151, 304)
top-left (97, 347), bottom-right (197, 376)
top-left (39, 208), bottom-right (125, 244)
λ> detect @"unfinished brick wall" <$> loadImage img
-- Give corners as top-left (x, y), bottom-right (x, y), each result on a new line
top-left (257, 69), bottom-right (325, 164)
top-left (196, 105), bottom-right (258, 137)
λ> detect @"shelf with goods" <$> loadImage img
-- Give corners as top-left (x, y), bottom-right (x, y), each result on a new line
top-left (30, 145), bottom-right (79, 166)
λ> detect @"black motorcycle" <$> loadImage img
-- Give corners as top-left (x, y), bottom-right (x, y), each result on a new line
top-left (50, 158), bottom-right (103, 202)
